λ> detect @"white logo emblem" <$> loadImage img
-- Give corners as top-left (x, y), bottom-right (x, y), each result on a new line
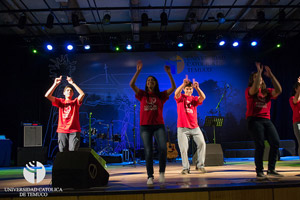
top-left (23, 161), bottom-right (46, 184)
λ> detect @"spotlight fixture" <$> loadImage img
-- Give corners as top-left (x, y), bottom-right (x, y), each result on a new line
top-left (18, 15), bottom-right (27, 29)
top-left (126, 44), bottom-right (132, 50)
top-left (72, 13), bottom-right (80, 27)
top-left (177, 36), bottom-right (184, 47)
top-left (217, 12), bottom-right (225, 24)
top-left (46, 44), bottom-right (53, 51)
top-left (251, 41), bottom-right (258, 47)
top-left (141, 13), bottom-right (149, 27)
top-left (276, 43), bottom-right (281, 48)
top-left (232, 41), bottom-right (239, 47)
top-left (66, 44), bottom-right (74, 51)
top-left (160, 12), bottom-right (168, 26)
top-left (32, 49), bottom-right (38, 54)
top-left (84, 45), bottom-right (90, 50)
top-left (219, 40), bottom-right (225, 46)
top-left (257, 10), bottom-right (265, 24)
top-left (197, 44), bottom-right (202, 49)
top-left (103, 14), bottom-right (111, 25)
top-left (45, 13), bottom-right (54, 29)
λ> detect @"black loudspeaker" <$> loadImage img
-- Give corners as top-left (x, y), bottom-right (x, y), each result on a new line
top-left (17, 147), bottom-right (47, 166)
top-left (193, 143), bottom-right (224, 166)
top-left (52, 148), bottom-right (109, 188)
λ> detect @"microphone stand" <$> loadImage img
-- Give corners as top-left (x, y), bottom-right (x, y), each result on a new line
top-left (133, 104), bottom-right (136, 166)
top-left (216, 85), bottom-right (228, 116)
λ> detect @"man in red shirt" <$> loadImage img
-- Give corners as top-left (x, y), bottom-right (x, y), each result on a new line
top-left (45, 76), bottom-right (85, 152)
top-left (175, 75), bottom-right (206, 174)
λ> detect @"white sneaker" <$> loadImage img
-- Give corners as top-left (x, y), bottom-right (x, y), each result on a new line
top-left (159, 172), bottom-right (165, 183)
top-left (147, 177), bottom-right (154, 185)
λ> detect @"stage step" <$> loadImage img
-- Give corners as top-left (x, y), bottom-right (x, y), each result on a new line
top-left (222, 140), bottom-right (296, 158)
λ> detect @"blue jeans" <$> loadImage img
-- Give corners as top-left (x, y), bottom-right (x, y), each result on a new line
top-left (247, 117), bottom-right (280, 173)
top-left (140, 125), bottom-right (167, 178)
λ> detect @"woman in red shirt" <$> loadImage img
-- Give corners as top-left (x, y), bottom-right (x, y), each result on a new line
top-left (130, 60), bottom-right (176, 185)
top-left (245, 62), bottom-right (282, 179)
top-left (289, 77), bottom-right (300, 159)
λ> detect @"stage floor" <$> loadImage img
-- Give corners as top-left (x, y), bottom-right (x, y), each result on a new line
top-left (1, 157), bottom-right (300, 198)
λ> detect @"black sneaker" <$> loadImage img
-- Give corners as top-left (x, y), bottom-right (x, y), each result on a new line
top-left (195, 167), bottom-right (207, 173)
top-left (267, 170), bottom-right (284, 177)
top-left (181, 169), bottom-right (190, 175)
top-left (256, 172), bottom-right (268, 180)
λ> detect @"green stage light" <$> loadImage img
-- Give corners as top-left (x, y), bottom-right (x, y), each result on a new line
top-left (115, 46), bottom-right (120, 51)
top-left (32, 49), bottom-right (38, 54)
top-left (197, 44), bottom-right (202, 49)
top-left (276, 43), bottom-right (281, 48)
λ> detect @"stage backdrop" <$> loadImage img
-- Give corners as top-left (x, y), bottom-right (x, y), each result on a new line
top-left (43, 51), bottom-right (254, 157)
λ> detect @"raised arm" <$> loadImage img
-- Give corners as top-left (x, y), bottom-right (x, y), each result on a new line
top-left (164, 65), bottom-right (176, 96)
top-left (264, 66), bottom-right (282, 98)
top-left (175, 75), bottom-right (189, 99)
top-left (129, 60), bottom-right (142, 94)
top-left (293, 76), bottom-right (300, 104)
top-left (249, 62), bottom-right (263, 95)
top-left (193, 78), bottom-right (206, 103)
top-left (67, 76), bottom-right (85, 103)
top-left (45, 76), bottom-right (62, 102)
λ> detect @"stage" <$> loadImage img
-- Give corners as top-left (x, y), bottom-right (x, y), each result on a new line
top-left (0, 157), bottom-right (300, 200)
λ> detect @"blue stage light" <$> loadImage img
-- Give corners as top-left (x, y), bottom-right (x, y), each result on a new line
top-left (46, 44), bottom-right (53, 51)
top-left (178, 42), bottom-right (184, 47)
top-left (232, 41), bottom-right (239, 47)
top-left (84, 45), bottom-right (90, 50)
top-left (126, 44), bottom-right (132, 50)
top-left (66, 44), bottom-right (73, 51)
top-left (219, 40), bottom-right (225, 46)
top-left (251, 41), bottom-right (257, 46)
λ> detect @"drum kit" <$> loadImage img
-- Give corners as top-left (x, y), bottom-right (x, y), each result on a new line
top-left (81, 121), bottom-right (121, 155)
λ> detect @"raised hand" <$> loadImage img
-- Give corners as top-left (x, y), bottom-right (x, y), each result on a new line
top-left (164, 65), bottom-right (171, 74)
top-left (193, 78), bottom-right (199, 88)
top-left (264, 65), bottom-right (273, 78)
top-left (183, 75), bottom-right (189, 85)
top-left (54, 76), bottom-right (62, 85)
top-left (66, 76), bottom-right (74, 84)
top-left (136, 60), bottom-right (143, 72)
top-left (255, 62), bottom-right (263, 74)
top-left (298, 76), bottom-right (300, 83)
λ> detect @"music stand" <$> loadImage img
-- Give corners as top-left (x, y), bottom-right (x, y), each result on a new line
top-left (204, 116), bottom-right (224, 144)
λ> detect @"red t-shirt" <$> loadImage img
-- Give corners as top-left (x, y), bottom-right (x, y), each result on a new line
top-left (52, 97), bottom-right (82, 133)
top-left (135, 89), bottom-right (169, 125)
top-left (175, 94), bottom-right (202, 129)
top-left (245, 87), bottom-right (276, 119)
top-left (289, 96), bottom-right (300, 123)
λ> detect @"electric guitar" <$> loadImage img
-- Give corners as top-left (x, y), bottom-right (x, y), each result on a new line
top-left (166, 126), bottom-right (178, 159)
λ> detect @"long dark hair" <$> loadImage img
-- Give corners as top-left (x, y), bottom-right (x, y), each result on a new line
top-left (248, 72), bottom-right (268, 95)
top-left (145, 76), bottom-right (162, 99)
top-left (291, 82), bottom-right (300, 96)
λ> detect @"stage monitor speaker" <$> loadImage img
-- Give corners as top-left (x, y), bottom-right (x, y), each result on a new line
top-left (52, 148), bottom-right (109, 189)
top-left (24, 126), bottom-right (42, 147)
top-left (193, 143), bottom-right (224, 166)
top-left (17, 147), bottom-right (47, 166)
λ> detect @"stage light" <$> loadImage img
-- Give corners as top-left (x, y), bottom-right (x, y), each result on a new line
top-left (217, 12), bottom-right (225, 24)
top-left (232, 41), bottom-right (239, 47)
top-left (115, 46), bottom-right (120, 51)
top-left (45, 14), bottom-right (54, 29)
top-left (32, 49), bottom-right (38, 54)
top-left (66, 44), bottom-right (74, 51)
top-left (177, 42), bottom-right (184, 47)
top-left (160, 12), bottom-right (168, 26)
top-left (219, 40), bottom-right (225, 46)
top-left (126, 44), bottom-right (132, 50)
top-left (257, 10), bottom-right (265, 24)
top-left (276, 43), bottom-right (281, 48)
top-left (18, 15), bottom-right (27, 29)
top-left (251, 41), bottom-right (257, 46)
top-left (141, 13), bottom-right (148, 27)
top-left (46, 44), bottom-right (53, 51)
top-left (197, 44), bottom-right (202, 49)
top-left (84, 44), bottom-right (90, 50)
top-left (72, 13), bottom-right (80, 27)
top-left (103, 14), bottom-right (111, 25)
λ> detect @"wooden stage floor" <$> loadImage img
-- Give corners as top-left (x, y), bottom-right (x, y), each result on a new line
top-left (1, 157), bottom-right (300, 199)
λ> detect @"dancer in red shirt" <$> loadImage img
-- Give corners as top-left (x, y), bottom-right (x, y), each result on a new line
top-left (175, 75), bottom-right (206, 174)
top-left (289, 76), bottom-right (300, 159)
top-left (130, 60), bottom-right (176, 185)
top-left (45, 76), bottom-right (85, 152)
top-left (246, 62), bottom-right (283, 179)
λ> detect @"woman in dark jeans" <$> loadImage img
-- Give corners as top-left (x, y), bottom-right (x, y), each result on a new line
top-left (245, 62), bottom-right (283, 179)
top-left (130, 60), bottom-right (176, 185)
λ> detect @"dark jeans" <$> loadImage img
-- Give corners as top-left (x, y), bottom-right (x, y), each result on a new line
top-left (247, 117), bottom-right (280, 173)
top-left (140, 125), bottom-right (167, 178)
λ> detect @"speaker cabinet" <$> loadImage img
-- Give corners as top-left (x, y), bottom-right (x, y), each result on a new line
top-left (52, 148), bottom-right (109, 188)
top-left (24, 126), bottom-right (42, 147)
top-left (193, 143), bottom-right (224, 166)
top-left (17, 147), bottom-right (48, 166)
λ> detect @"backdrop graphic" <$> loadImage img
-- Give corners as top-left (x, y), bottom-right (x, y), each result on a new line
top-left (44, 51), bottom-right (252, 157)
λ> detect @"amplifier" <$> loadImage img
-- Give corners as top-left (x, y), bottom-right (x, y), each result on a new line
top-left (24, 126), bottom-right (42, 147)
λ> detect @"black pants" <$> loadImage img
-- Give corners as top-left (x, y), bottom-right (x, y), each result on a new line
top-left (247, 117), bottom-right (280, 173)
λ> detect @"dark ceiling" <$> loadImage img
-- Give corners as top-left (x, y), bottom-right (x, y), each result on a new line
top-left (1, 0), bottom-right (300, 52)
